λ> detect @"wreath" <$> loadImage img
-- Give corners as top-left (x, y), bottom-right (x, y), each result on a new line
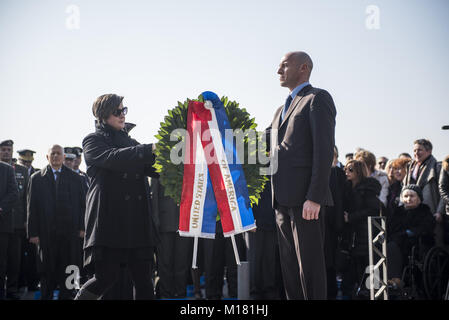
top-left (153, 94), bottom-right (268, 207)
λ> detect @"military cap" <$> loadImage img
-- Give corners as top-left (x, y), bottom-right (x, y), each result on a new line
top-left (65, 153), bottom-right (76, 160)
top-left (17, 149), bottom-right (36, 161)
top-left (0, 140), bottom-right (13, 147)
top-left (72, 147), bottom-right (83, 157)
top-left (64, 147), bottom-right (74, 155)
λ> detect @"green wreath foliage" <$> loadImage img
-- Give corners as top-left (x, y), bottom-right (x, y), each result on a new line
top-left (153, 95), bottom-right (268, 207)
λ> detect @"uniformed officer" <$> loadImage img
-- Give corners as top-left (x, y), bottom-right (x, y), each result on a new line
top-left (16, 150), bottom-right (40, 292)
top-left (17, 150), bottom-right (38, 177)
top-left (63, 147), bottom-right (76, 170)
top-left (72, 147), bottom-right (89, 189)
top-left (151, 178), bottom-right (191, 299)
top-left (0, 140), bottom-right (29, 299)
top-left (0, 160), bottom-right (19, 300)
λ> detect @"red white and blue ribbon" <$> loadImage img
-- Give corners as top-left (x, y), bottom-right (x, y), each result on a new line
top-left (179, 91), bottom-right (256, 266)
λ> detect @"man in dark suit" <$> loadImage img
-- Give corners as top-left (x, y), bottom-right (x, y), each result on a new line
top-left (267, 51), bottom-right (336, 300)
top-left (27, 144), bottom-right (86, 299)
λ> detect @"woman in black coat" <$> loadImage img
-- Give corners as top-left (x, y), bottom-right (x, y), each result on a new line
top-left (342, 159), bottom-right (381, 297)
top-left (324, 146), bottom-right (346, 299)
top-left (75, 94), bottom-right (159, 300)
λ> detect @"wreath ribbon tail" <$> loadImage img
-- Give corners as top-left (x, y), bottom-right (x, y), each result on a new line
top-left (179, 102), bottom-right (218, 239)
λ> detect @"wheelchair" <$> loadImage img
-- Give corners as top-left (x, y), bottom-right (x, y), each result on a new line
top-left (394, 237), bottom-right (449, 300)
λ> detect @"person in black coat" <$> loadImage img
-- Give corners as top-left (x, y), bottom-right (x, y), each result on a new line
top-left (248, 180), bottom-right (282, 300)
top-left (27, 145), bottom-right (86, 299)
top-left (387, 185), bottom-right (435, 288)
top-left (75, 93), bottom-right (159, 300)
top-left (1, 139), bottom-right (30, 299)
top-left (151, 178), bottom-right (191, 299)
top-left (325, 147), bottom-right (346, 299)
top-left (203, 219), bottom-right (246, 300)
top-left (342, 159), bottom-right (381, 298)
top-left (0, 161), bottom-right (19, 300)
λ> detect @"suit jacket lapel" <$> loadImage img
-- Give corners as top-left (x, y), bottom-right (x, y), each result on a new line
top-left (43, 165), bottom-right (53, 186)
top-left (417, 156), bottom-right (436, 188)
top-left (279, 85), bottom-right (311, 129)
top-left (272, 107), bottom-right (282, 131)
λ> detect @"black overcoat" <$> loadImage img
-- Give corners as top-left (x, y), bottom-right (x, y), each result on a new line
top-left (344, 177), bottom-right (382, 256)
top-left (82, 122), bottom-right (159, 265)
top-left (388, 203), bottom-right (435, 247)
top-left (0, 162), bottom-right (19, 233)
top-left (27, 165), bottom-right (86, 273)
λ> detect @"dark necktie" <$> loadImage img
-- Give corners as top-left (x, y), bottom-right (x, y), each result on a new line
top-left (54, 171), bottom-right (60, 194)
top-left (281, 95), bottom-right (293, 121)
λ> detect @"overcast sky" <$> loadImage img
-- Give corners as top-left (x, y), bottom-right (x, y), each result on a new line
top-left (1, 0), bottom-right (448, 170)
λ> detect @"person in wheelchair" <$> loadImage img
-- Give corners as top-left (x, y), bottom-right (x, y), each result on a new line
top-left (387, 184), bottom-right (435, 290)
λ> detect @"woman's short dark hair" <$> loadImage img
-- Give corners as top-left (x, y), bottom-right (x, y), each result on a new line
top-left (92, 94), bottom-right (124, 122)
top-left (345, 159), bottom-right (368, 182)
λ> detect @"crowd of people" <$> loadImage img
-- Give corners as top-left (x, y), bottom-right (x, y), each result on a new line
top-left (1, 135), bottom-right (448, 301)
top-left (1, 100), bottom-right (448, 300)
top-left (333, 141), bottom-right (449, 298)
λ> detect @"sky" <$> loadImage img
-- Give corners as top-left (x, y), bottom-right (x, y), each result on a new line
top-left (1, 0), bottom-right (448, 171)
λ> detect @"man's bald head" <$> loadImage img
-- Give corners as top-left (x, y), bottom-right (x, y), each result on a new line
top-left (47, 144), bottom-right (65, 170)
top-left (278, 51), bottom-right (313, 90)
top-left (286, 51), bottom-right (313, 72)
top-left (48, 144), bottom-right (63, 155)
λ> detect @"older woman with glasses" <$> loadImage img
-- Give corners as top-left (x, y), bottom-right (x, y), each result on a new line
top-left (386, 158), bottom-right (411, 217)
top-left (75, 94), bottom-right (159, 300)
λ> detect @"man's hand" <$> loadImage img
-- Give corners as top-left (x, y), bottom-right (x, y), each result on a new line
top-left (302, 200), bottom-right (321, 220)
top-left (29, 237), bottom-right (39, 245)
top-left (344, 211), bottom-right (349, 223)
top-left (79, 230), bottom-right (85, 238)
top-left (434, 213), bottom-right (443, 223)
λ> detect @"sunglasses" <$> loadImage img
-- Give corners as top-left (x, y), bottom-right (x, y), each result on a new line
top-left (345, 167), bottom-right (354, 173)
top-left (112, 107), bottom-right (128, 117)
